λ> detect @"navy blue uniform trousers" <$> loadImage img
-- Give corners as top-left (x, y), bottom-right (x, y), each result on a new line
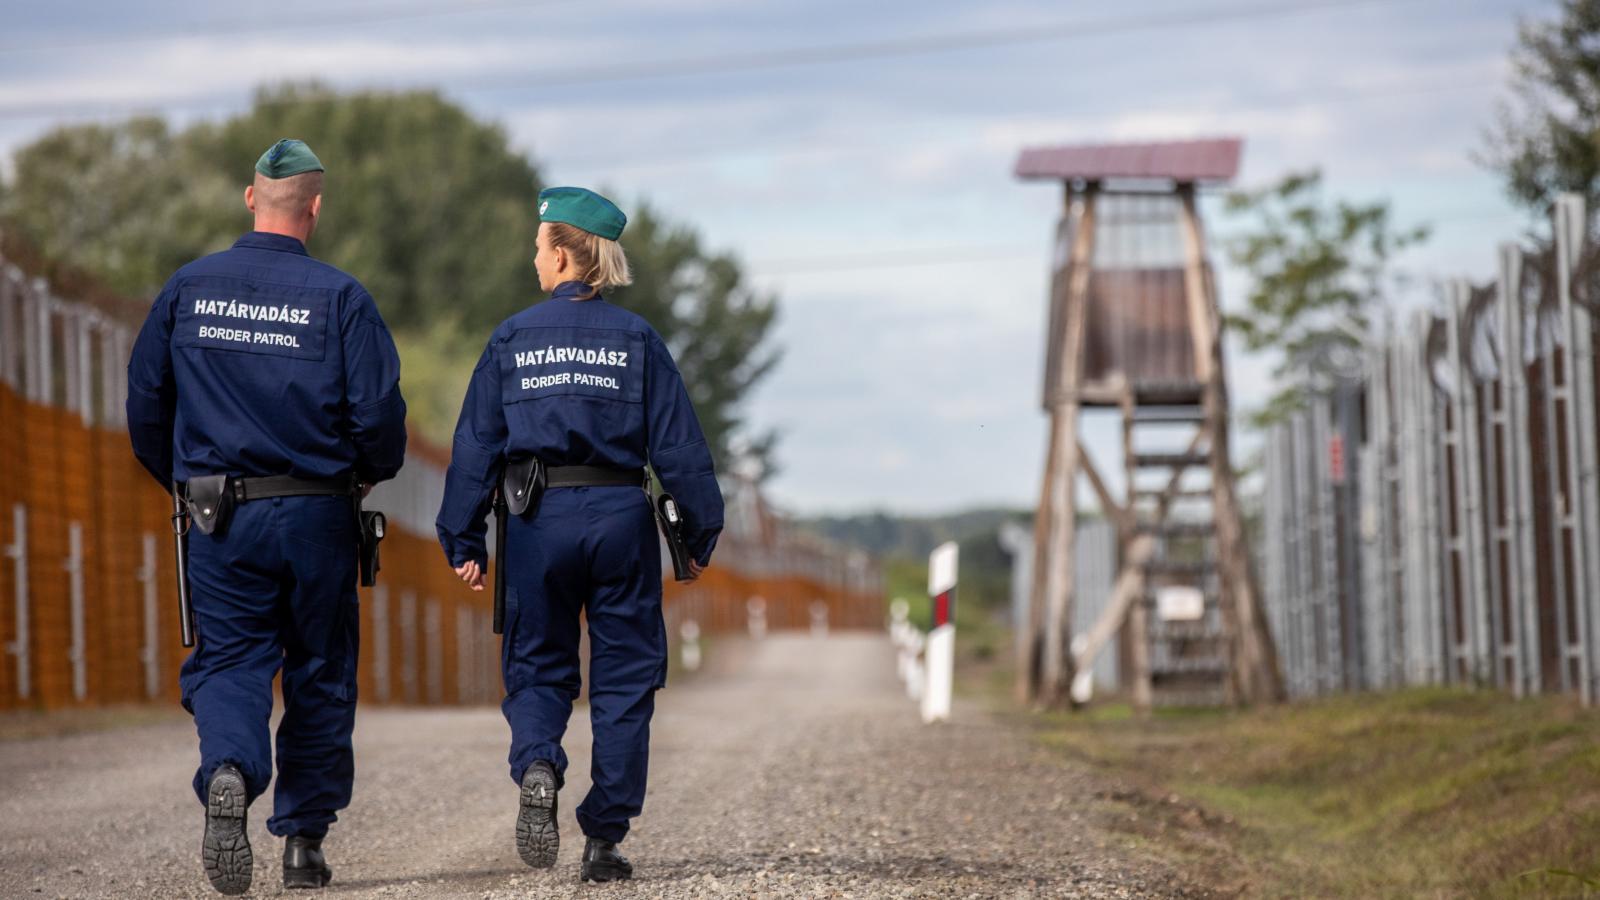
top-left (501, 485), bottom-right (666, 844)
top-left (179, 494), bottom-right (359, 840)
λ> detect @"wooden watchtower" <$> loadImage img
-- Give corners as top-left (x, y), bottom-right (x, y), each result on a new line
top-left (1014, 138), bottom-right (1282, 711)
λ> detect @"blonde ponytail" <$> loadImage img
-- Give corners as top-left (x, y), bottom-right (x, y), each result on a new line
top-left (547, 222), bottom-right (633, 298)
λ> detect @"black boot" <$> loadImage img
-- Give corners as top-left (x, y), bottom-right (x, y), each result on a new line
top-left (580, 837), bottom-right (633, 883)
top-left (283, 834), bottom-right (333, 889)
top-left (201, 764), bottom-right (253, 896)
top-left (517, 761), bottom-right (560, 868)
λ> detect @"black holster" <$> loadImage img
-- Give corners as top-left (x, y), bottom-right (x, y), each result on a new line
top-left (503, 456), bottom-right (545, 517)
top-left (184, 475), bottom-right (234, 536)
top-left (655, 492), bottom-right (694, 582)
top-left (356, 496), bottom-right (386, 588)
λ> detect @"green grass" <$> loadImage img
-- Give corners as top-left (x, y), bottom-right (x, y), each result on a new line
top-left (1031, 688), bottom-right (1600, 897)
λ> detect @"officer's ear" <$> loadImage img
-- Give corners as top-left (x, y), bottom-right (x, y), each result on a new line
top-left (244, 185), bottom-right (257, 214)
top-left (309, 193), bottom-right (323, 221)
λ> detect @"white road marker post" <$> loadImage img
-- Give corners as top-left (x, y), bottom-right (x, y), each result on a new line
top-left (680, 619), bottom-right (702, 673)
top-left (922, 541), bottom-right (958, 724)
top-left (809, 600), bottom-right (829, 638)
top-left (746, 596), bottom-right (768, 640)
top-left (890, 597), bottom-right (912, 684)
top-left (906, 630), bottom-right (925, 702)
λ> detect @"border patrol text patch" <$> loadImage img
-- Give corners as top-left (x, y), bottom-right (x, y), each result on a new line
top-left (174, 290), bottom-right (330, 361)
top-left (499, 327), bottom-right (644, 404)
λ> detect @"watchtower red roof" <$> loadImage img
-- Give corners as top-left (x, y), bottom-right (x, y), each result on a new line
top-left (1015, 137), bottom-right (1243, 184)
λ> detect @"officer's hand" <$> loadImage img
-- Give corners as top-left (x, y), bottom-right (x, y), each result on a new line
top-left (454, 560), bottom-right (485, 591)
top-left (685, 560), bottom-right (705, 582)
top-left (360, 483), bottom-right (374, 499)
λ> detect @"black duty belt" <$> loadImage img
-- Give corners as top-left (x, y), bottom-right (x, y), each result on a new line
top-left (229, 474), bottom-right (357, 502)
top-left (180, 474), bottom-right (357, 537)
top-left (544, 466), bottom-right (646, 488)
top-left (494, 462), bottom-right (650, 635)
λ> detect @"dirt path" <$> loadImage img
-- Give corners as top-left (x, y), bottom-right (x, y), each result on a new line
top-left (0, 633), bottom-right (1197, 898)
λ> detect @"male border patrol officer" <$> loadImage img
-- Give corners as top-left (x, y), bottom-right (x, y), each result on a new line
top-left (127, 139), bottom-right (407, 895)
top-left (436, 187), bottom-right (723, 882)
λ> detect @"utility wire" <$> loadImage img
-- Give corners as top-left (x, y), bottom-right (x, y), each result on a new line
top-left (0, 0), bottom-right (1435, 121)
top-left (545, 72), bottom-right (1501, 174)
top-left (745, 209), bottom-right (1522, 277)
top-left (453, 0), bottom-right (1435, 94)
top-left (0, 0), bottom-right (575, 55)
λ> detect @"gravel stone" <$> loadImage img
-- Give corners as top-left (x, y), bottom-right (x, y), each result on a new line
top-left (0, 634), bottom-right (1202, 897)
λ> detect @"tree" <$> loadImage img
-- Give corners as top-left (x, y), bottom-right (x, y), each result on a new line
top-left (0, 84), bottom-right (780, 471)
top-left (2, 117), bottom-right (237, 293)
top-left (1222, 170), bottom-right (1429, 424)
top-left (1484, 0), bottom-right (1600, 216)
top-left (614, 205), bottom-right (781, 475)
top-left (188, 84), bottom-right (544, 336)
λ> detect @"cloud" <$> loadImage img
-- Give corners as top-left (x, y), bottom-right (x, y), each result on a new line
top-left (0, 0), bottom-right (1553, 513)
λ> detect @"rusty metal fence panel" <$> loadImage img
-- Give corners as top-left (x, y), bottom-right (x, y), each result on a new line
top-left (1262, 193), bottom-right (1600, 703)
top-left (0, 250), bottom-right (884, 711)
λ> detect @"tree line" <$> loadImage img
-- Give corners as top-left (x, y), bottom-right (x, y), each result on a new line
top-left (0, 83), bottom-right (779, 474)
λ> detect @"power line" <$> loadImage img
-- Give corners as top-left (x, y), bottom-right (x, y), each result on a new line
top-left (544, 73), bottom-right (1502, 175)
top-left (455, 0), bottom-right (1434, 94)
top-left (748, 245), bottom-right (1037, 276)
top-left (745, 209), bottom-right (1522, 277)
top-left (0, 0), bottom-right (1436, 121)
top-left (0, 0), bottom-right (574, 56)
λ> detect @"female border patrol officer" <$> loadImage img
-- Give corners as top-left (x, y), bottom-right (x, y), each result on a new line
top-left (435, 187), bottom-right (723, 884)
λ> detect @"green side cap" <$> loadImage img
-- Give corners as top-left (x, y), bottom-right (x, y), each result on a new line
top-left (255, 139), bottom-right (324, 179)
top-left (538, 187), bottom-right (626, 241)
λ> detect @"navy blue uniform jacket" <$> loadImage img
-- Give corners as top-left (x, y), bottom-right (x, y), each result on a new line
top-left (435, 280), bottom-right (724, 569)
top-left (126, 231), bottom-right (407, 486)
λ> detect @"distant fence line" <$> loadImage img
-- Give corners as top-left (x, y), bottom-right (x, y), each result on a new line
top-left (1263, 194), bottom-right (1600, 702)
top-left (0, 249), bottom-right (882, 712)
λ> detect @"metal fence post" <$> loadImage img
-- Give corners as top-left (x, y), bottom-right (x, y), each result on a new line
top-left (20, 279), bottom-right (40, 403)
top-left (5, 504), bottom-right (28, 700)
top-left (1311, 396), bottom-right (1343, 694)
top-left (455, 606), bottom-right (473, 704)
top-left (371, 585), bottom-right (390, 703)
top-left (400, 590), bottom-right (418, 703)
top-left (138, 532), bottom-right (160, 698)
top-left (0, 265), bottom-right (19, 390)
top-left (1555, 195), bottom-right (1597, 703)
top-left (99, 323), bottom-right (120, 428)
top-left (1499, 245), bottom-right (1539, 696)
top-left (424, 599), bottom-right (443, 705)
top-left (74, 310), bottom-right (94, 426)
top-left (1289, 408), bottom-right (1314, 696)
top-left (35, 280), bottom-right (53, 406)
top-left (1369, 323), bottom-right (1404, 688)
top-left (66, 521), bottom-right (86, 701)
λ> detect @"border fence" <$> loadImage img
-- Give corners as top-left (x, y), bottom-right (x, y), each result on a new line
top-left (1263, 194), bottom-right (1600, 703)
top-left (0, 245), bottom-right (882, 712)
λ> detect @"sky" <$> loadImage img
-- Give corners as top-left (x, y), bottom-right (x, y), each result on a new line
top-left (0, 0), bottom-right (1558, 516)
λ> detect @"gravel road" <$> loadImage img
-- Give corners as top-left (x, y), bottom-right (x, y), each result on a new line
top-left (0, 633), bottom-right (1198, 898)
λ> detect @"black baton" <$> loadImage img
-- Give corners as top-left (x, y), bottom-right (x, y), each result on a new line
top-left (171, 483), bottom-right (195, 648)
top-left (492, 486), bottom-right (508, 635)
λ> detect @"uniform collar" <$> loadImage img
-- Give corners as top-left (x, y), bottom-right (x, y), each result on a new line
top-left (233, 231), bottom-right (309, 256)
top-left (551, 280), bottom-right (598, 301)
